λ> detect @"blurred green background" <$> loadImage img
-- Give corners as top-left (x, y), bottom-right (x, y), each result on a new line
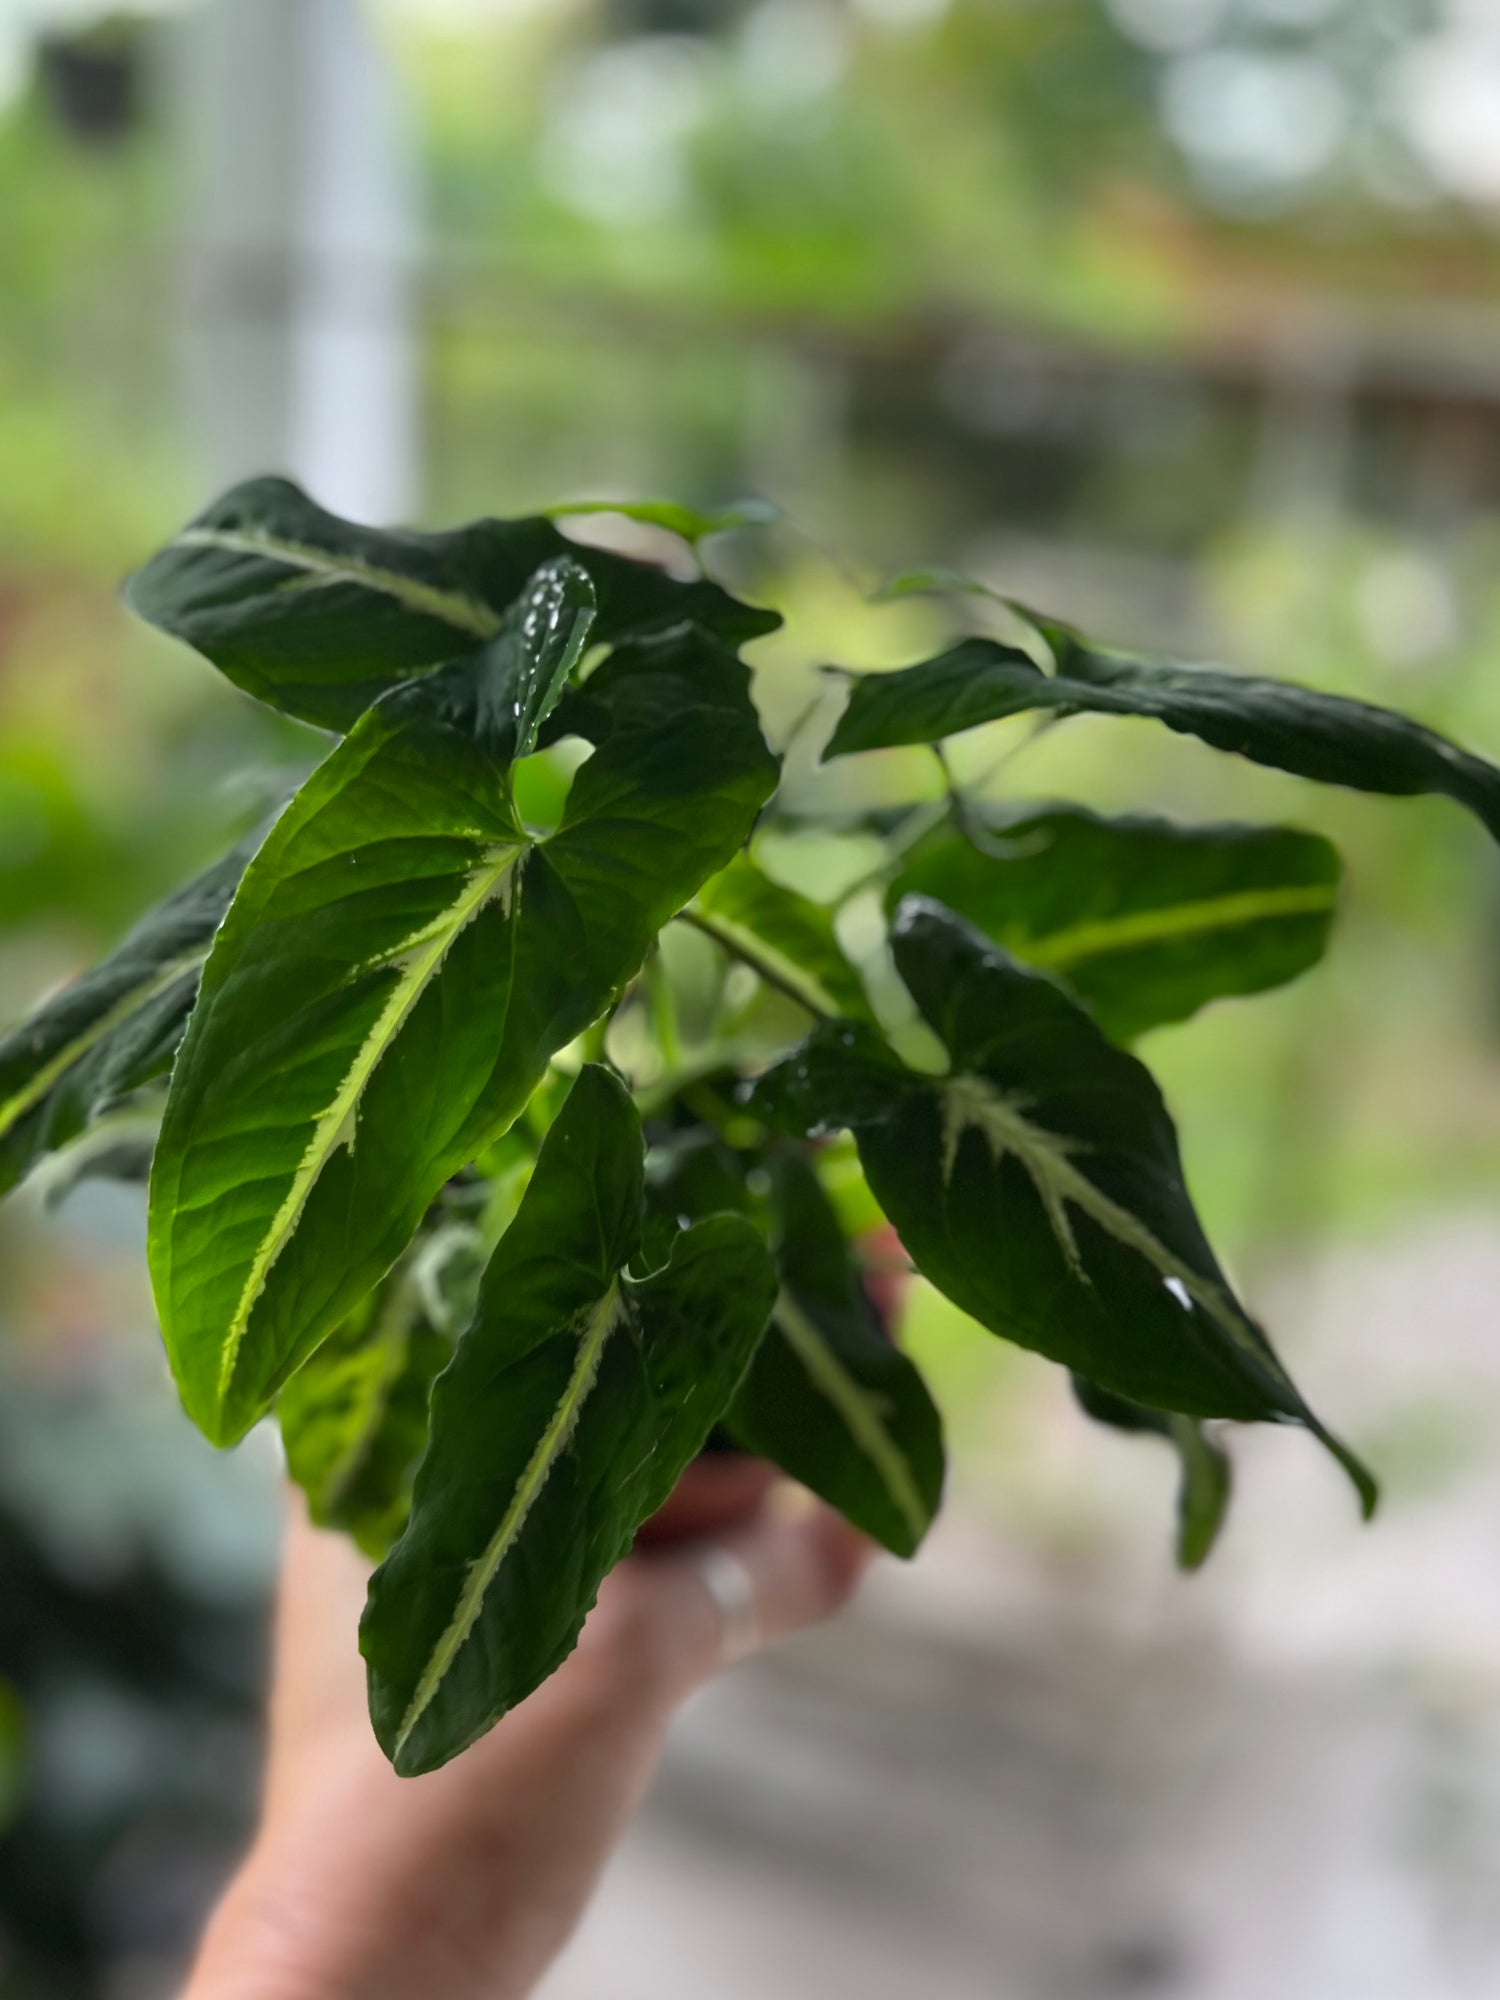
top-left (5, 1), bottom-right (1500, 1993)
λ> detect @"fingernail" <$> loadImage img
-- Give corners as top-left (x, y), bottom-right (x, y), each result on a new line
top-left (766, 1479), bottom-right (820, 1523)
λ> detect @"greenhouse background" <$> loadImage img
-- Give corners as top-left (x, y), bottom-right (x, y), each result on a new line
top-left (5, 1), bottom-right (1500, 1993)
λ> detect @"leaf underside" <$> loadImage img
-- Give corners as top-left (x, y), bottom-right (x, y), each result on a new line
top-left (691, 852), bottom-right (871, 1020)
top-left (1072, 1373), bottom-right (1232, 1571)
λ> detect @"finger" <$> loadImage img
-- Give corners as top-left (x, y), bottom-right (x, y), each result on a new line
top-left (719, 1493), bottom-right (873, 1651)
top-left (607, 1487), bottom-right (875, 1697)
top-left (265, 1492), bottom-right (375, 1770)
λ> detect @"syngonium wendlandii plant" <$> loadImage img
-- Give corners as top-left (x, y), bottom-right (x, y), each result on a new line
top-left (5, 477), bottom-right (1500, 1773)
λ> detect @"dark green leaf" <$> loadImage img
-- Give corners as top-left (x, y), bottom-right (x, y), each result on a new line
top-left (727, 1151), bottom-right (943, 1557)
top-left (281, 1251), bottom-right (456, 1559)
top-left (126, 478), bottom-right (780, 731)
top-left (149, 626), bottom-right (778, 1445)
top-left (755, 898), bottom-right (1374, 1514)
top-left (640, 1122), bottom-right (942, 1555)
top-left (361, 1067), bottom-right (777, 1775)
top-left (0, 831), bottom-right (257, 1201)
top-left (1071, 1374), bottom-right (1231, 1570)
top-left (688, 853), bottom-right (871, 1020)
top-left (824, 623), bottom-right (1500, 842)
top-left (889, 807), bottom-right (1342, 1040)
top-left (645, 1125), bottom-right (758, 1228)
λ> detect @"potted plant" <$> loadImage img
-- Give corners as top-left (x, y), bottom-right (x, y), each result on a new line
top-left (3, 476), bottom-right (1495, 1775)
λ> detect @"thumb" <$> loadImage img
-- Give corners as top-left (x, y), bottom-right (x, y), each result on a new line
top-left (596, 1487), bottom-right (875, 1700)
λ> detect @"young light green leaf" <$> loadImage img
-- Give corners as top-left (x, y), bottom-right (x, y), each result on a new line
top-left (126, 477), bottom-right (780, 731)
top-left (361, 1066), bottom-right (777, 1775)
top-left (546, 497), bottom-right (780, 544)
top-left (468, 557), bottom-right (595, 761)
top-left (754, 898), bottom-right (1374, 1514)
top-left (0, 832), bottom-right (257, 1200)
top-left (727, 1152), bottom-right (943, 1557)
top-left (824, 625), bottom-right (1500, 842)
top-left (149, 627), bottom-right (778, 1445)
top-left (688, 853), bottom-right (871, 1020)
top-left (889, 807), bottom-right (1342, 1041)
top-left (1071, 1374), bottom-right (1232, 1571)
top-left (280, 1253), bottom-right (454, 1559)
top-left (871, 567), bottom-right (1007, 606)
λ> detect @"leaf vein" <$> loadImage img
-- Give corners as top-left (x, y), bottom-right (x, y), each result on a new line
top-left (392, 1281), bottom-right (627, 1762)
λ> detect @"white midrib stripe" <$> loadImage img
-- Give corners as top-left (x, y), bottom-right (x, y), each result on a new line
top-left (775, 1290), bottom-right (928, 1545)
top-left (393, 1281), bottom-right (627, 1763)
top-left (941, 1073), bottom-right (1265, 1368)
top-left (0, 951), bottom-right (205, 1143)
top-left (1022, 881), bottom-right (1338, 972)
top-left (216, 845), bottom-right (526, 1405)
top-left (176, 527), bottom-right (501, 641)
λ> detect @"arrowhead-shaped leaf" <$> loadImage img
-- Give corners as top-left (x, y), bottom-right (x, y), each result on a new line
top-left (0, 832), bottom-right (257, 1200)
top-left (689, 853), bottom-right (871, 1020)
top-left (754, 898), bottom-right (1373, 1512)
top-left (824, 623), bottom-right (1500, 842)
top-left (361, 1066), bottom-right (777, 1775)
top-left (1071, 1374), bottom-right (1231, 1570)
top-left (149, 622), bottom-right (778, 1445)
top-left (889, 807), bottom-right (1342, 1041)
top-left (727, 1152), bottom-right (943, 1557)
top-left (125, 476), bottom-right (782, 731)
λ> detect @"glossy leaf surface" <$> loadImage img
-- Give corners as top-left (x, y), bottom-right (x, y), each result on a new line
top-left (362, 1067), bottom-right (776, 1775)
top-left (1072, 1374), bottom-right (1231, 1570)
top-left (149, 626), bottom-right (778, 1444)
top-left (825, 625), bottom-right (1500, 841)
top-left (889, 807), bottom-right (1341, 1040)
top-left (755, 898), bottom-right (1373, 1511)
top-left (462, 557), bottom-right (596, 761)
top-left (126, 477), bottom-right (781, 731)
top-left (727, 1152), bottom-right (943, 1557)
top-left (0, 833), bottom-right (256, 1198)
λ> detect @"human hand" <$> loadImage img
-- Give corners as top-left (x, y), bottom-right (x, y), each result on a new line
top-left (184, 1467), bottom-right (872, 2000)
